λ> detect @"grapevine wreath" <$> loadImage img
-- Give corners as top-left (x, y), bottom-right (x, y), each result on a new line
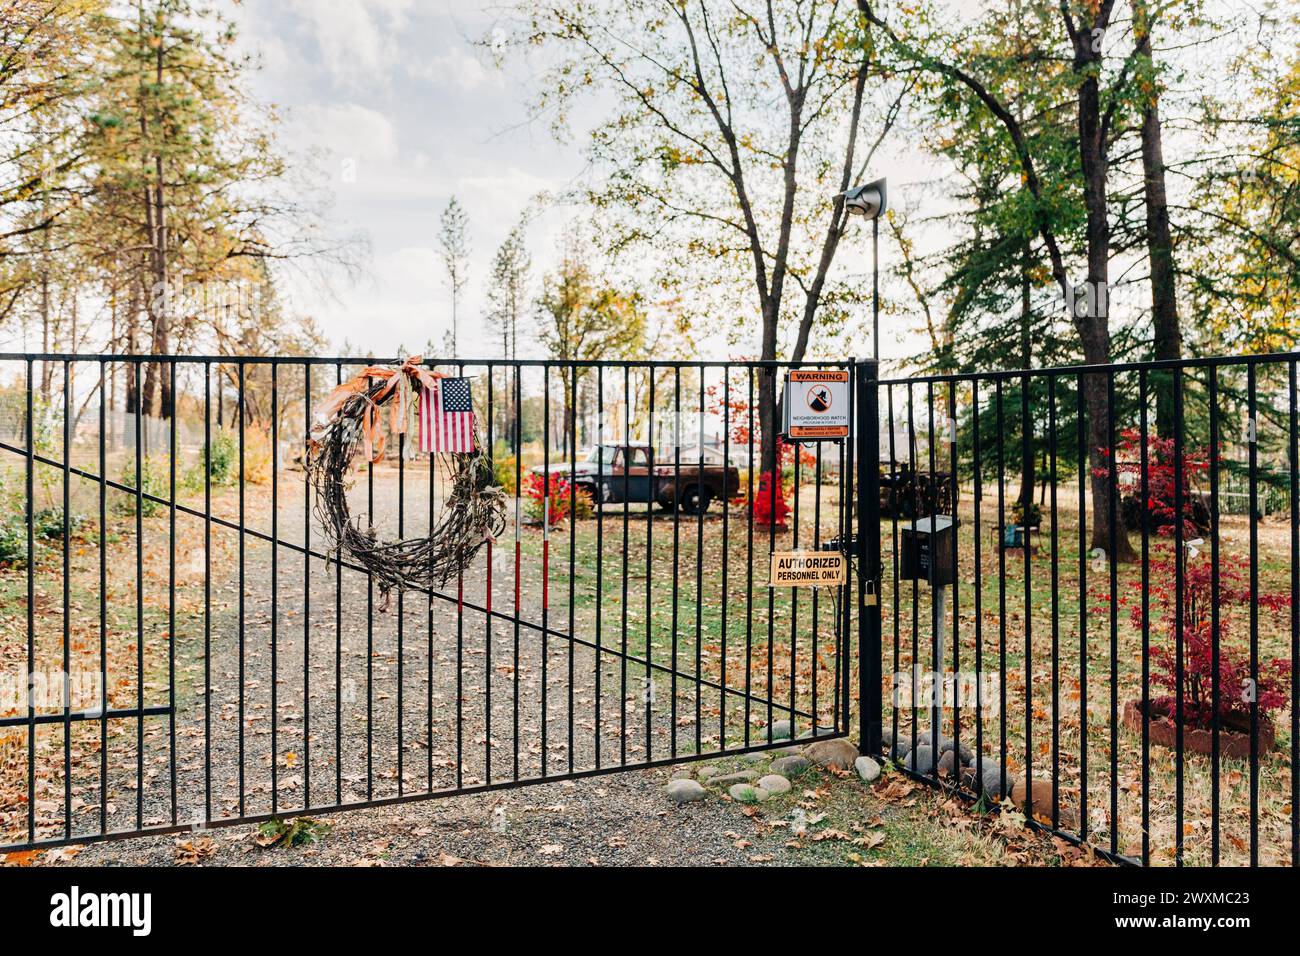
top-left (307, 356), bottom-right (505, 603)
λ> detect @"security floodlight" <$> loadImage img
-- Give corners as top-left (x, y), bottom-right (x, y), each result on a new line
top-left (840, 177), bottom-right (888, 359)
top-left (842, 178), bottom-right (888, 220)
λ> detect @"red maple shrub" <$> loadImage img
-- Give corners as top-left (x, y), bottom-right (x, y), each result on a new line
top-left (1124, 551), bottom-right (1291, 730)
top-left (522, 472), bottom-right (591, 528)
top-left (1095, 427), bottom-right (1213, 537)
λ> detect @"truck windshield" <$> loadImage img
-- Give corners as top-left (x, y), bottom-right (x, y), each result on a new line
top-left (585, 445), bottom-right (619, 465)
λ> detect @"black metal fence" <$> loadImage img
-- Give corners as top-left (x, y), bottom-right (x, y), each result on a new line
top-left (3, 349), bottom-right (1298, 868)
top-left (0, 353), bottom-right (852, 852)
top-left (872, 352), bottom-right (1300, 867)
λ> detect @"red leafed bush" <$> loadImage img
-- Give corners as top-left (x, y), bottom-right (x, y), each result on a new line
top-left (1095, 428), bottom-right (1213, 538)
top-left (522, 472), bottom-right (591, 528)
top-left (752, 470), bottom-right (790, 528)
top-left (1123, 551), bottom-right (1292, 729)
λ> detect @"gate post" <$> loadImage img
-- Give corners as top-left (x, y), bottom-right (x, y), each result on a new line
top-left (855, 359), bottom-right (883, 758)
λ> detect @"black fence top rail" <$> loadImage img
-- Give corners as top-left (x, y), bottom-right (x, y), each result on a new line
top-left (878, 349), bottom-right (1300, 387)
top-left (0, 351), bottom-right (854, 370)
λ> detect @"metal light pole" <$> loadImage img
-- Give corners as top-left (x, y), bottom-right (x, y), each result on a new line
top-left (841, 177), bottom-right (888, 360)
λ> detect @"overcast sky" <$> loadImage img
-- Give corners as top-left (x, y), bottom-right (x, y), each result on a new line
top-left (232, 0), bottom-right (598, 360)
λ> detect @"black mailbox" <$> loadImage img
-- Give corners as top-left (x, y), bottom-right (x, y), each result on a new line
top-left (900, 515), bottom-right (957, 587)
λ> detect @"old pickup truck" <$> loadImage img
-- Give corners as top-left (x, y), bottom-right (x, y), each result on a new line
top-left (532, 442), bottom-right (740, 514)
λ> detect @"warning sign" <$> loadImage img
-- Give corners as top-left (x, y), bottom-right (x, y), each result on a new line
top-left (769, 551), bottom-right (847, 587)
top-left (784, 369), bottom-right (849, 439)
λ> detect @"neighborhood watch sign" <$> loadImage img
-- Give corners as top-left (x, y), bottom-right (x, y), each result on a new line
top-left (783, 369), bottom-right (849, 440)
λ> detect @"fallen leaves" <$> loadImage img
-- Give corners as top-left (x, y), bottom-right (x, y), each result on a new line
top-left (174, 835), bottom-right (214, 865)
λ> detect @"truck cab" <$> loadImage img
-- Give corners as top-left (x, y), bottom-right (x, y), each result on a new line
top-left (532, 442), bottom-right (739, 514)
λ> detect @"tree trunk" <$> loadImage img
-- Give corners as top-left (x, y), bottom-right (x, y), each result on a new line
top-left (1071, 9), bottom-right (1136, 562)
top-left (1135, 0), bottom-right (1182, 438)
top-left (1017, 245), bottom-right (1034, 515)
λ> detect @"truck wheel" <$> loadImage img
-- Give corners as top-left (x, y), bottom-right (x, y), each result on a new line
top-left (679, 484), bottom-right (712, 515)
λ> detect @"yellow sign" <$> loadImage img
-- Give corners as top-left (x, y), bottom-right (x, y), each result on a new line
top-left (769, 551), bottom-right (846, 587)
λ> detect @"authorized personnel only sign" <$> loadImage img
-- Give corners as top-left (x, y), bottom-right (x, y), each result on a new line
top-left (784, 369), bottom-right (850, 439)
top-left (769, 551), bottom-right (847, 587)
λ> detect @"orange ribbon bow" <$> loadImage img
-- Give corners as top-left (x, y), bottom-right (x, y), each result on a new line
top-left (311, 355), bottom-right (444, 464)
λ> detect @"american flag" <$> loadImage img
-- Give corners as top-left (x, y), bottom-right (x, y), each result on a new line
top-left (419, 377), bottom-right (475, 453)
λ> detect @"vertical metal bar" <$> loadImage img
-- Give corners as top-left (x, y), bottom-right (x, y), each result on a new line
top-left (1246, 361), bottom-right (1258, 866)
top-left (272, 363), bottom-right (280, 813)
top-left (971, 379), bottom-right (983, 789)
top-left (927, 379), bottom-right (937, 774)
top-left (303, 363), bottom-right (311, 806)
top-left (456, 361), bottom-right (466, 785)
top-left (542, 364), bottom-right (551, 775)
top-left (719, 371), bottom-right (729, 749)
top-left (621, 367), bottom-right (631, 764)
top-left (790, 420), bottom-right (801, 732)
top-left (694, 372), bottom-right (705, 751)
top-left (672, 367), bottom-right (682, 756)
top-left (238, 363), bottom-right (247, 816)
top-left (512, 364), bottom-right (521, 782)
top-left (61, 360), bottom-right (71, 839)
top-left (766, 373), bottom-right (777, 744)
top-left (595, 364), bottom-right (604, 768)
top-left (996, 380), bottom-right (1006, 793)
top-left (169, 361), bottom-right (178, 824)
top-left (1107, 370), bottom-right (1118, 854)
top-left (948, 379), bottom-right (960, 776)
top-left (646, 369), bottom-right (655, 760)
top-left (1175, 364), bottom-right (1187, 865)
top-left (134, 359), bottom-right (143, 829)
top-left (1022, 376), bottom-right (1033, 815)
top-left (1049, 374), bottom-right (1060, 828)
top-left (744, 367), bottom-right (753, 748)
top-left (203, 361), bottom-right (212, 823)
top-left (841, 363), bottom-right (855, 736)
top-left (1209, 366), bottom-right (1220, 864)
top-left (98, 362), bottom-right (108, 837)
top-left (1077, 372), bottom-right (1089, 839)
top-left (333, 363), bottom-right (342, 805)
top-left (1139, 369), bottom-right (1151, 864)
top-left (397, 418), bottom-right (406, 796)
top-left (569, 363), bottom-right (578, 774)
top-left (483, 363), bottom-right (494, 785)
top-left (1290, 359), bottom-right (1299, 867)
top-left (908, 384), bottom-right (919, 761)
top-left (25, 359), bottom-right (34, 843)
top-left (888, 384), bottom-right (900, 752)
top-left (810, 404), bottom-right (820, 742)
top-left (858, 359), bottom-right (881, 756)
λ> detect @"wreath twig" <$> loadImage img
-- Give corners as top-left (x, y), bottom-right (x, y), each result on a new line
top-left (306, 357), bottom-right (505, 604)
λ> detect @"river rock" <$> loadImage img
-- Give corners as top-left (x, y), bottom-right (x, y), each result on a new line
top-left (729, 783), bottom-right (770, 803)
top-left (854, 756), bottom-right (881, 783)
top-left (770, 755), bottom-right (812, 778)
top-left (905, 745), bottom-right (935, 774)
top-left (805, 738), bottom-right (859, 770)
top-left (757, 774), bottom-right (792, 795)
top-left (665, 779), bottom-right (706, 804)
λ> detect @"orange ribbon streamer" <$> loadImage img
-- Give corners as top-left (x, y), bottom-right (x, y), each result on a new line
top-left (310, 356), bottom-right (445, 464)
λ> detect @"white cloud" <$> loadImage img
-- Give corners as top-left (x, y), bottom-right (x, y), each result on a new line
top-left (407, 44), bottom-right (503, 92)
top-left (294, 102), bottom-right (401, 163)
top-left (285, 0), bottom-right (414, 86)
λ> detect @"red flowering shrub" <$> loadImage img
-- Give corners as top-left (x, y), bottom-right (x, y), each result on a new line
top-left (752, 470), bottom-right (790, 528)
top-left (1094, 428), bottom-right (1213, 538)
top-left (1123, 551), bottom-right (1291, 729)
top-left (522, 472), bottom-right (592, 528)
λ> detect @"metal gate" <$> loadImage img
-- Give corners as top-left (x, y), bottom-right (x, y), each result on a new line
top-left (869, 352), bottom-right (1300, 868)
top-left (0, 353), bottom-right (859, 852)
